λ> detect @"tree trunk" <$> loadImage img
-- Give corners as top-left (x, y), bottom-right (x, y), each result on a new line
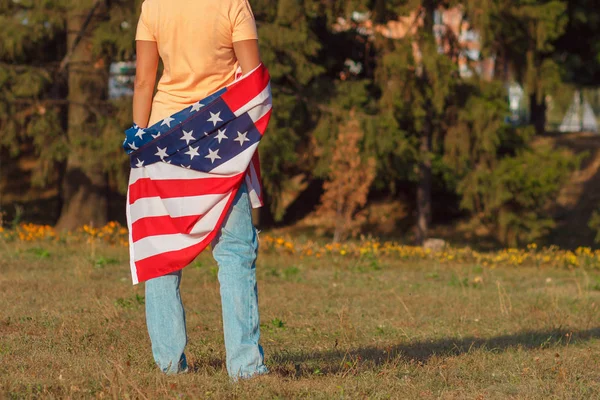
top-left (56, 3), bottom-right (108, 231)
top-left (416, 127), bottom-right (432, 245)
top-left (415, 0), bottom-right (436, 246)
top-left (529, 92), bottom-right (547, 135)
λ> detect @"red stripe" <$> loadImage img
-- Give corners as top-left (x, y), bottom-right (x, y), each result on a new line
top-left (131, 215), bottom-right (201, 243)
top-left (222, 65), bottom-right (270, 113)
top-left (129, 174), bottom-right (242, 204)
top-left (134, 185), bottom-right (242, 283)
top-left (253, 109), bottom-right (272, 136)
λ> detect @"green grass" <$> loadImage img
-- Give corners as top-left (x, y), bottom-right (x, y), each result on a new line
top-left (1, 240), bottom-right (600, 399)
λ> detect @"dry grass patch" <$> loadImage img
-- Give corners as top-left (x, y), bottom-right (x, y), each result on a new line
top-left (1, 240), bottom-right (600, 399)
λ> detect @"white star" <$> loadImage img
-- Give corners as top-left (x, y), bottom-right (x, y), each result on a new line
top-left (128, 142), bottom-right (139, 151)
top-left (215, 128), bottom-right (228, 143)
top-left (234, 131), bottom-right (250, 146)
top-left (207, 111), bottom-right (223, 126)
top-left (155, 146), bottom-right (168, 160)
top-left (204, 131), bottom-right (210, 136)
top-left (135, 128), bottom-right (146, 139)
top-left (162, 160), bottom-right (172, 164)
top-left (180, 164), bottom-right (192, 169)
top-left (152, 132), bottom-right (161, 139)
top-left (161, 116), bottom-right (175, 128)
top-left (205, 148), bottom-right (221, 164)
top-left (185, 145), bottom-right (200, 160)
top-left (191, 101), bottom-right (204, 112)
top-left (136, 158), bottom-right (144, 168)
top-left (180, 130), bottom-right (196, 145)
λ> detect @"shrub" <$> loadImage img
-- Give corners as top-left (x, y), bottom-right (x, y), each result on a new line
top-left (460, 144), bottom-right (580, 247)
top-left (315, 115), bottom-right (376, 242)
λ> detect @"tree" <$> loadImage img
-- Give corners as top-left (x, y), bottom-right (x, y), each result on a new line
top-left (0, 0), bottom-right (137, 230)
top-left (57, 1), bottom-right (109, 230)
top-left (554, 0), bottom-right (600, 87)
top-left (487, 0), bottom-right (568, 134)
top-left (315, 113), bottom-right (376, 242)
top-left (373, 0), bottom-right (465, 244)
top-left (250, 0), bottom-right (327, 223)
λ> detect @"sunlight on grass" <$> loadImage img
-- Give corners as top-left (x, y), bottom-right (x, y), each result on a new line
top-left (1, 229), bottom-right (600, 398)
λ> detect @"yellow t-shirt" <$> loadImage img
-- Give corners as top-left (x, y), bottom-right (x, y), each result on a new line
top-left (136, 0), bottom-right (258, 126)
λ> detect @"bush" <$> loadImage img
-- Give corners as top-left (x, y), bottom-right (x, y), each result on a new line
top-left (315, 115), bottom-right (376, 242)
top-left (461, 144), bottom-right (580, 247)
top-left (588, 209), bottom-right (600, 243)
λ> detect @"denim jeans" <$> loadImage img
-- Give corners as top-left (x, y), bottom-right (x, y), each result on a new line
top-left (144, 183), bottom-right (267, 378)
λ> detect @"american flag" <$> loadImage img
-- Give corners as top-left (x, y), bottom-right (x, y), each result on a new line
top-left (124, 64), bottom-right (272, 284)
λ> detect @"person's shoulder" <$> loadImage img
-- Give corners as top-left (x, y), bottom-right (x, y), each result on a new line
top-left (225, 0), bottom-right (251, 9)
top-left (140, 0), bottom-right (156, 12)
top-left (141, 0), bottom-right (166, 11)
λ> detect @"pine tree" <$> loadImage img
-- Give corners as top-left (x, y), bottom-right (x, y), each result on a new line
top-left (250, 0), bottom-right (326, 223)
top-left (373, 0), bottom-right (465, 244)
top-left (485, 0), bottom-right (568, 134)
top-left (0, 0), bottom-right (138, 229)
top-left (555, 0), bottom-right (600, 87)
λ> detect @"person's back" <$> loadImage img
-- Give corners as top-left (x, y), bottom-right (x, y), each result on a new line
top-left (132, 0), bottom-right (267, 378)
top-left (136, 0), bottom-right (258, 126)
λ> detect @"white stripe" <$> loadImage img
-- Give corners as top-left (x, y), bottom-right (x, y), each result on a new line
top-left (129, 163), bottom-right (234, 185)
top-left (246, 162), bottom-right (262, 209)
top-left (247, 102), bottom-right (272, 125)
top-left (209, 143), bottom-right (259, 175)
top-left (126, 190), bottom-right (139, 285)
top-left (129, 193), bottom-right (228, 224)
top-left (133, 193), bottom-right (231, 261)
top-left (234, 84), bottom-right (272, 117)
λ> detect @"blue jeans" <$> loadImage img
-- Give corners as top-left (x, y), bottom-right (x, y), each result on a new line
top-left (144, 183), bottom-right (268, 378)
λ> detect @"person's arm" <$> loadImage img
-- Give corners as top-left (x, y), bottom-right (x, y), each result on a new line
top-left (133, 40), bottom-right (159, 128)
top-left (233, 39), bottom-right (260, 75)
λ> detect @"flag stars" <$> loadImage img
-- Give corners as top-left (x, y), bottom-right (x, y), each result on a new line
top-left (135, 158), bottom-right (144, 168)
top-left (190, 101), bottom-right (204, 113)
top-left (185, 145), bottom-right (200, 160)
top-left (161, 116), bottom-right (175, 128)
top-left (180, 129), bottom-right (196, 145)
top-left (207, 111), bottom-right (223, 126)
top-left (205, 148), bottom-right (221, 164)
top-left (135, 128), bottom-right (147, 139)
top-left (152, 132), bottom-right (161, 139)
top-left (128, 142), bottom-right (139, 151)
top-left (155, 146), bottom-right (169, 160)
top-left (215, 128), bottom-right (228, 143)
top-left (234, 131), bottom-right (250, 146)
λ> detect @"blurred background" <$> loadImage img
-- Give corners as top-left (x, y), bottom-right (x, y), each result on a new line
top-left (2, 0), bottom-right (600, 249)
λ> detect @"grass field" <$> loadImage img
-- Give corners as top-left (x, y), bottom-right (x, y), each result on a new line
top-left (1, 236), bottom-right (600, 399)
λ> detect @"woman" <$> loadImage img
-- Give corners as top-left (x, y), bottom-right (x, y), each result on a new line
top-left (132, 0), bottom-right (267, 379)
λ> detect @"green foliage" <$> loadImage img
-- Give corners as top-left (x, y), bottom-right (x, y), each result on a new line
top-left (0, 0), bottom-right (591, 243)
top-left (588, 210), bottom-right (600, 244)
top-left (0, 0), bottom-right (137, 197)
top-left (463, 144), bottom-right (580, 246)
top-left (252, 0), bottom-right (326, 212)
top-left (555, 0), bottom-right (600, 85)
